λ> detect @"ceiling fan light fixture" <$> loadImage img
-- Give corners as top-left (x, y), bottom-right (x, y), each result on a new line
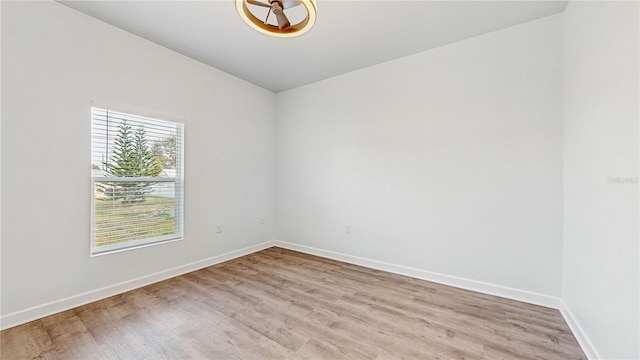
top-left (236, 0), bottom-right (317, 38)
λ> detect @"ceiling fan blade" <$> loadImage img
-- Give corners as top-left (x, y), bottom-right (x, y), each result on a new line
top-left (273, 7), bottom-right (290, 29)
top-left (246, 0), bottom-right (272, 8)
top-left (281, 0), bottom-right (302, 9)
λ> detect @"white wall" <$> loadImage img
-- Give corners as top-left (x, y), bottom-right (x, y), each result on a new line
top-left (562, 1), bottom-right (639, 359)
top-left (1, 1), bottom-right (276, 319)
top-left (276, 15), bottom-right (564, 297)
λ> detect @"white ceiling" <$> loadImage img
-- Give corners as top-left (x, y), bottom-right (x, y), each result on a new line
top-left (59, 0), bottom-right (568, 93)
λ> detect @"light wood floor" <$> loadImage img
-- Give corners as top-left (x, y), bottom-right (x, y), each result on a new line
top-left (1, 247), bottom-right (585, 359)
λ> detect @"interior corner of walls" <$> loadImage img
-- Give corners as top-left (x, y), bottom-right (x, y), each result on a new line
top-left (558, 301), bottom-right (601, 360)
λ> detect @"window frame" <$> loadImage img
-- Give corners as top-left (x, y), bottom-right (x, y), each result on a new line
top-left (90, 102), bottom-right (184, 256)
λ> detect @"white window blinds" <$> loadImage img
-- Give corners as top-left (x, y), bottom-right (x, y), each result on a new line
top-left (91, 106), bottom-right (184, 255)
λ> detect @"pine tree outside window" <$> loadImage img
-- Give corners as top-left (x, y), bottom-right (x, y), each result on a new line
top-left (91, 105), bottom-right (184, 255)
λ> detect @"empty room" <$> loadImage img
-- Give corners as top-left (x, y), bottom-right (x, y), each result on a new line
top-left (1, 0), bottom-right (638, 359)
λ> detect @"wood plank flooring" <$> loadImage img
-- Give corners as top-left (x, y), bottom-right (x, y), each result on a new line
top-left (0, 247), bottom-right (586, 359)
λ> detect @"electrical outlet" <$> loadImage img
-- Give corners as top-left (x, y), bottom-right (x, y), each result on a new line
top-left (345, 225), bottom-right (351, 234)
top-left (216, 223), bottom-right (223, 233)
top-left (260, 217), bottom-right (264, 224)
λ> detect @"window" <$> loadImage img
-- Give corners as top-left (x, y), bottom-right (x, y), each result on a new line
top-left (91, 105), bottom-right (184, 255)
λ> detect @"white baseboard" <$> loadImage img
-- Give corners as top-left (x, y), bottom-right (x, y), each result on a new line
top-left (272, 240), bottom-right (562, 309)
top-left (558, 301), bottom-right (601, 360)
top-left (0, 241), bottom-right (275, 331)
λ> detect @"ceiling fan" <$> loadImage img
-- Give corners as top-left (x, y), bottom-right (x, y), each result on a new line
top-left (246, 0), bottom-right (301, 30)
top-left (236, 0), bottom-right (318, 38)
